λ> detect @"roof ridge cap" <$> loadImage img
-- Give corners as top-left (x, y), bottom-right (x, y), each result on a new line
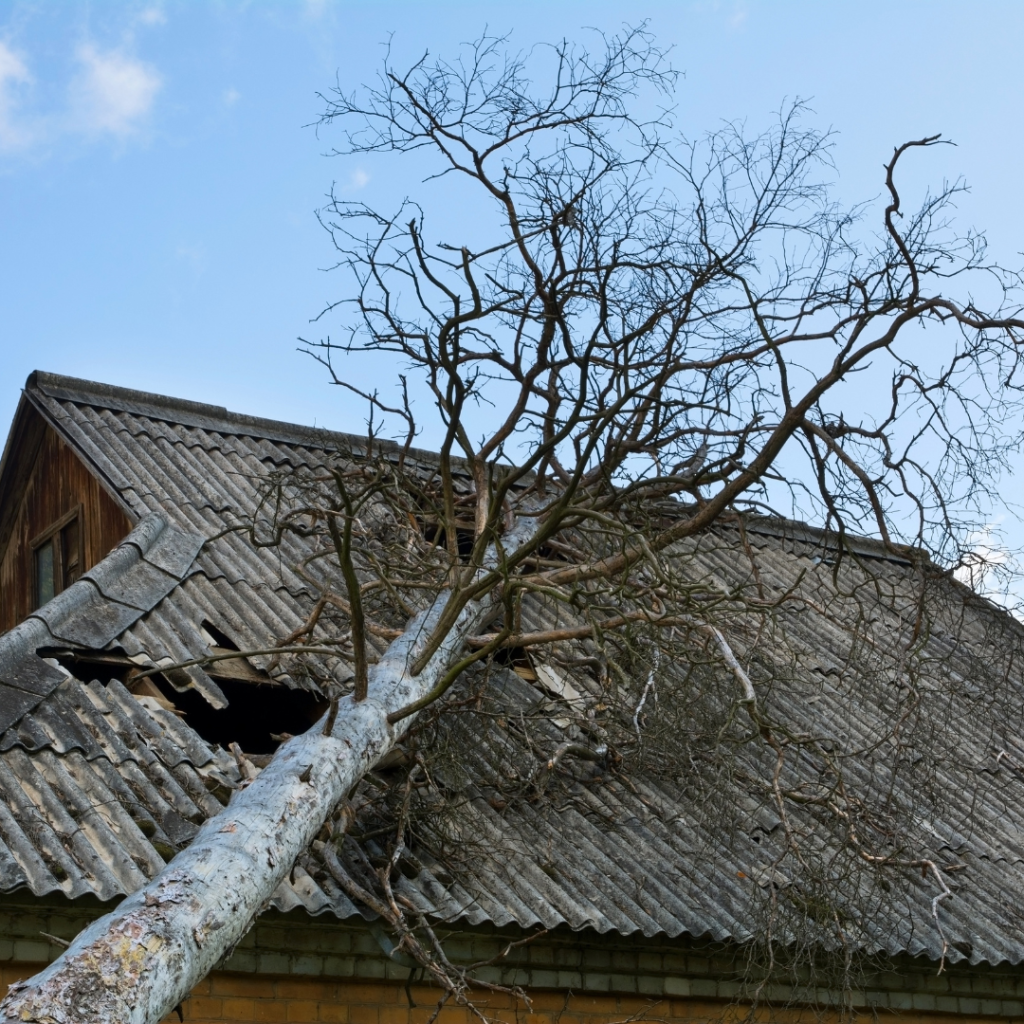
top-left (30, 370), bottom-right (233, 422)
top-left (737, 512), bottom-right (920, 563)
top-left (27, 370), bottom-right (394, 454)
top-left (26, 370), bottom-right (459, 466)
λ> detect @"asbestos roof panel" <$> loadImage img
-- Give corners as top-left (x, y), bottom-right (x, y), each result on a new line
top-left (0, 372), bottom-right (1022, 967)
top-left (0, 677), bottom-right (326, 912)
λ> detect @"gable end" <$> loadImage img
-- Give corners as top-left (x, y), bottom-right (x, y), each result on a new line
top-left (0, 401), bottom-right (133, 633)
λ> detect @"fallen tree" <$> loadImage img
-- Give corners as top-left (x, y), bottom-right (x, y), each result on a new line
top-left (0, 514), bottom-right (540, 1024)
top-left (5, 24), bottom-right (1024, 1024)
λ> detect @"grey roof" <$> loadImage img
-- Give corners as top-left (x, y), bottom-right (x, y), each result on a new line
top-left (2, 371), bottom-right (1024, 966)
top-left (0, 513), bottom-right (201, 731)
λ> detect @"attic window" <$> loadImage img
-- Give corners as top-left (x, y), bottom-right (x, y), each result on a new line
top-left (32, 508), bottom-right (82, 609)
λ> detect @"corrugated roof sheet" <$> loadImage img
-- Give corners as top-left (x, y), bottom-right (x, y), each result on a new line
top-left (0, 372), bottom-right (1022, 965)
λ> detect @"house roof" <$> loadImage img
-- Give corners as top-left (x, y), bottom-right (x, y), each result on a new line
top-left (2, 371), bottom-right (1024, 966)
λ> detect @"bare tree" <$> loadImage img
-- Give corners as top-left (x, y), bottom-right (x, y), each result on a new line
top-left (6, 26), bottom-right (1024, 1024)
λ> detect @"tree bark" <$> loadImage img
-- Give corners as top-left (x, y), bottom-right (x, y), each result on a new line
top-left (0, 517), bottom-right (537, 1024)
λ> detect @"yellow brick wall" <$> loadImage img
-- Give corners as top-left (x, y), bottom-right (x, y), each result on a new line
top-left (5, 966), bottom-right (1023, 1024)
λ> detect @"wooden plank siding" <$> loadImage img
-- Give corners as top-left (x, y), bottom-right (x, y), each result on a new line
top-left (0, 404), bottom-right (132, 633)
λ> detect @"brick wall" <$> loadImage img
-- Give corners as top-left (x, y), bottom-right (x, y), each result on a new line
top-left (5, 895), bottom-right (1024, 1021)
top-left (170, 976), bottom-right (1024, 1024)
top-left (6, 966), bottom-right (1024, 1024)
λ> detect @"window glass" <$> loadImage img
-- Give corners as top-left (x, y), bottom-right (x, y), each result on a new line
top-left (35, 540), bottom-right (55, 608)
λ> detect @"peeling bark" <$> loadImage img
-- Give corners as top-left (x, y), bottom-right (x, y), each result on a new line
top-left (0, 517), bottom-right (536, 1024)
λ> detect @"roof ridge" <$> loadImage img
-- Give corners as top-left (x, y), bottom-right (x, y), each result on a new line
top-left (30, 370), bottom-right (234, 422)
top-left (23, 372), bottom-right (929, 568)
top-left (27, 370), bottom-right (407, 457)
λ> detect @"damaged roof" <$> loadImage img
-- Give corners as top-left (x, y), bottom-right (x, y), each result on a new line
top-left (2, 371), bottom-right (1024, 966)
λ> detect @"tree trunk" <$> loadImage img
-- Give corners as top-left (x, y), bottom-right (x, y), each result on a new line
top-left (0, 517), bottom-right (536, 1024)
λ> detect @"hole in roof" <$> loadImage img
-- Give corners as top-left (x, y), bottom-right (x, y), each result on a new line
top-left (196, 621), bottom-right (274, 687)
top-left (44, 647), bottom-right (132, 685)
top-left (136, 674), bottom-right (330, 755)
top-left (494, 644), bottom-right (536, 681)
top-left (45, 645), bottom-right (330, 757)
top-left (534, 541), bottom-right (572, 564)
top-left (200, 620), bottom-right (240, 651)
top-left (419, 517), bottom-right (476, 562)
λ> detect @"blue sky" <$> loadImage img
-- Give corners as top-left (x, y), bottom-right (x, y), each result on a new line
top-left (1, 1), bottom-right (1023, 563)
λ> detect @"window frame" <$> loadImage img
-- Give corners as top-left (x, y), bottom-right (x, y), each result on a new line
top-left (30, 504), bottom-right (84, 609)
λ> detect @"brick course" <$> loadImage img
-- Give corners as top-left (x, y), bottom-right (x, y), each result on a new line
top-left (4, 894), bottom-right (1024, 1022)
top-left (5, 966), bottom-right (1024, 1024)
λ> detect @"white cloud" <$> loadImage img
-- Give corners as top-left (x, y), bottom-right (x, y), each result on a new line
top-left (954, 520), bottom-right (1024, 615)
top-left (223, 87), bottom-right (240, 107)
top-left (0, 41), bottom-right (33, 151)
top-left (349, 168), bottom-right (370, 191)
top-left (0, 37), bottom-right (161, 156)
top-left (955, 527), bottom-right (1006, 592)
top-left (138, 7), bottom-right (167, 26)
top-left (304, 0), bottom-right (330, 19)
top-left (70, 44), bottom-right (161, 137)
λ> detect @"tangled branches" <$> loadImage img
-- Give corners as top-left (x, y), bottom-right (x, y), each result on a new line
top-left (268, 484), bottom-right (1024, 1004)
top-left (321, 765), bottom-right (547, 1023)
top-left (152, 24), bottom-right (1024, 1008)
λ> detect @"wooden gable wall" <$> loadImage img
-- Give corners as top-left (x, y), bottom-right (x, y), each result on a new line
top-left (0, 403), bottom-right (133, 634)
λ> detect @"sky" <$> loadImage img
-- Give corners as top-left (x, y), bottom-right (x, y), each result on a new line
top-left (1, 0), bottom-right (1024, 567)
